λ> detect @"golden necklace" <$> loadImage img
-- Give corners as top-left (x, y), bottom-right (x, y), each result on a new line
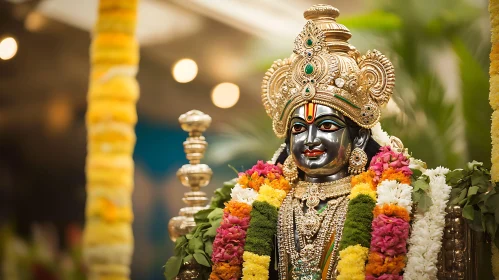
top-left (277, 177), bottom-right (351, 280)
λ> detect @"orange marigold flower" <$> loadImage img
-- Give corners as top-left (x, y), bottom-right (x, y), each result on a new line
top-left (351, 169), bottom-right (375, 189)
top-left (210, 262), bottom-right (242, 280)
top-left (247, 172), bottom-right (265, 192)
top-left (224, 201), bottom-right (252, 218)
top-left (265, 172), bottom-right (277, 181)
top-left (265, 176), bottom-right (291, 192)
top-left (365, 252), bottom-right (406, 276)
top-left (380, 168), bottom-right (411, 185)
top-left (238, 174), bottom-right (249, 188)
top-left (374, 204), bottom-right (410, 222)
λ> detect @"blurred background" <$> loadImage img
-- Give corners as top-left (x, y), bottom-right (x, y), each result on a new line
top-left (0, 0), bottom-right (492, 279)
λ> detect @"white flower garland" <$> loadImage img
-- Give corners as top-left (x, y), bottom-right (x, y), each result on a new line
top-left (371, 123), bottom-right (391, 147)
top-left (230, 183), bottom-right (258, 205)
top-left (405, 167), bottom-right (451, 280)
top-left (376, 180), bottom-right (413, 212)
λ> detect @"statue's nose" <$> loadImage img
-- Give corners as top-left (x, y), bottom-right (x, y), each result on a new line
top-left (304, 127), bottom-right (321, 146)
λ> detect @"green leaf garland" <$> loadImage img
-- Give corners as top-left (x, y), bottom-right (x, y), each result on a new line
top-left (244, 201), bottom-right (279, 256)
top-left (338, 194), bottom-right (376, 250)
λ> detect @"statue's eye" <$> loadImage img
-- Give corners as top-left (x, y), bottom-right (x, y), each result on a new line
top-left (291, 123), bottom-right (306, 134)
top-left (318, 121), bottom-right (339, 132)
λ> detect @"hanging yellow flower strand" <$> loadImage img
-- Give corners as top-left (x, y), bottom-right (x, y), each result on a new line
top-left (83, 0), bottom-right (140, 279)
top-left (489, 0), bottom-right (499, 278)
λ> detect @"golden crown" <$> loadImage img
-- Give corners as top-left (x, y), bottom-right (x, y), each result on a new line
top-left (262, 4), bottom-right (395, 138)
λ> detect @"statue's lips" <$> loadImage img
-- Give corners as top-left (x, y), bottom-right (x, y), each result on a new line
top-left (303, 149), bottom-right (325, 157)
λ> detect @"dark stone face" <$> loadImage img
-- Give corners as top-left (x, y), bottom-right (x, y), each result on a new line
top-left (289, 104), bottom-right (351, 177)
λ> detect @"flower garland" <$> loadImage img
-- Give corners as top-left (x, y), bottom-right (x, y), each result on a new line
top-left (337, 145), bottom-right (412, 280)
top-left (365, 147), bottom-right (412, 280)
top-left (209, 161), bottom-right (290, 280)
top-left (404, 167), bottom-right (451, 280)
top-left (489, 1), bottom-right (499, 278)
top-left (336, 170), bottom-right (376, 280)
top-left (83, 1), bottom-right (139, 280)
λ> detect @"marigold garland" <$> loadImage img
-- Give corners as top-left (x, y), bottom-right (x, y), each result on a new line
top-left (255, 185), bottom-right (287, 208)
top-left (210, 161), bottom-right (289, 280)
top-left (380, 168), bottom-right (412, 185)
top-left (365, 148), bottom-right (412, 279)
top-left (373, 204), bottom-right (410, 222)
top-left (337, 146), bottom-right (413, 280)
top-left (225, 201), bottom-right (252, 219)
top-left (337, 244), bottom-right (370, 280)
top-left (349, 183), bottom-right (377, 200)
top-left (351, 169), bottom-right (375, 188)
top-left (83, 1), bottom-right (139, 279)
top-left (365, 252), bottom-right (406, 276)
top-left (241, 252), bottom-right (270, 280)
top-left (337, 161), bottom-right (378, 279)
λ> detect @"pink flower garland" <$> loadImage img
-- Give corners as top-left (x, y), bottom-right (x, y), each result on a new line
top-left (366, 274), bottom-right (404, 280)
top-left (211, 213), bottom-right (250, 265)
top-left (370, 146), bottom-right (412, 185)
top-left (365, 146), bottom-right (413, 280)
top-left (239, 160), bottom-right (282, 178)
top-left (370, 215), bottom-right (410, 257)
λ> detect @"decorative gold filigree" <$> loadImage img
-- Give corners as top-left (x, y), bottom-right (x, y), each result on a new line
top-left (261, 6), bottom-right (396, 138)
top-left (357, 49), bottom-right (395, 106)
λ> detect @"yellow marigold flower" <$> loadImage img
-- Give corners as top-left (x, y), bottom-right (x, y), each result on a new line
top-left (336, 245), bottom-right (369, 280)
top-left (349, 183), bottom-right (376, 200)
top-left (351, 170), bottom-right (375, 190)
top-left (256, 185), bottom-right (287, 208)
top-left (241, 252), bottom-right (270, 280)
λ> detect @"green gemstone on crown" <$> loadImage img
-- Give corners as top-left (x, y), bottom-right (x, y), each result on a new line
top-left (306, 38), bottom-right (313, 46)
top-left (305, 64), bottom-right (314, 75)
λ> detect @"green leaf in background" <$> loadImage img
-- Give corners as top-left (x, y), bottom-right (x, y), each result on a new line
top-left (182, 254), bottom-right (193, 263)
top-left (467, 186), bottom-right (479, 197)
top-left (486, 194), bottom-right (499, 214)
top-left (164, 256), bottom-right (182, 280)
top-left (205, 241), bottom-right (213, 256)
top-left (188, 237), bottom-right (204, 252)
top-left (484, 214), bottom-right (498, 239)
top-left (462, 204), bottom-right (474, 220)
top-left (417, 193), bottom-right (433, 212)
top-left (413, 179), bottom-right (430, 192)
top-left (469, 211), bottom-right (484, 232)
top-left (164, 180), bottom-right (235, 279)
top-left (338, 10), bottom-right (402, 32)
top-left (411, 169), bottom-right (423, 181)
top-left (207, 208), bottom-right (224, 223)
top-left (194, 209), bottom-right (212, 224)
top-left (456, 36), bottom-right (493, 168)
top-left (193, 252), bottom-right (210, 267)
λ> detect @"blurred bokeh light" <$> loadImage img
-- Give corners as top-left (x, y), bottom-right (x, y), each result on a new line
top-left (172, 58), bottom-right (198, 83)
top-left (0, 37), bottom-right (18, 60)
top-left (211, 82), bottom-right (240, 108)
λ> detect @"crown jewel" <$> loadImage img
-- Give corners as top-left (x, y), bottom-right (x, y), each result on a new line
top-left (262, 5), bottom-right (395, 138)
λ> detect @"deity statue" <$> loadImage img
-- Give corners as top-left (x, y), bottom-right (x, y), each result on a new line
top-left (263, 4), bottom-right (396, 279)
top-left (167, 4), bottom-right (495, 280)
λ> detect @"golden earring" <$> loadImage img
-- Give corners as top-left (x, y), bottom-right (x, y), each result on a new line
top-left (283, 155), bottom-right (298, 182)
top-left (348, 147), bottom-right (368, 175)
